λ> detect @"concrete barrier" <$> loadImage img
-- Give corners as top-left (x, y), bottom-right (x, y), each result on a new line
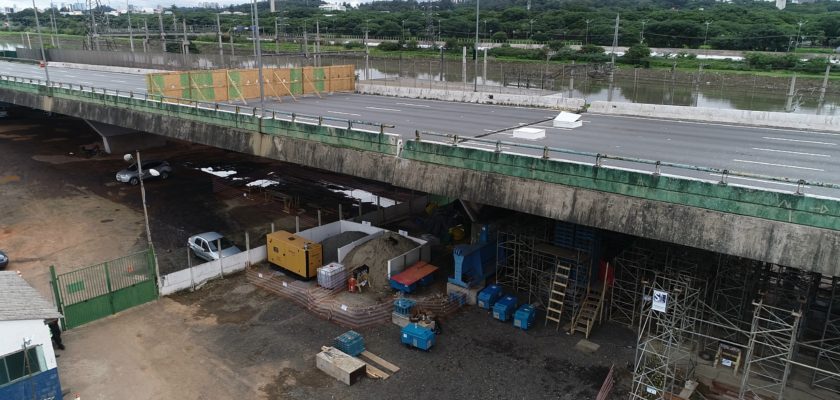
top-left (160, 245), bottom-right (266, 295)
top-left (47, 61), bottom-right (163, 75)
top-left (588, 101), bottom-right (840, 133)
top-left (356, 83), bottom-right (586, 111)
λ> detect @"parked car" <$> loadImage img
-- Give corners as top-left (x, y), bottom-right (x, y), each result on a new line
top-left (188, 232), bottom-right (242, 262)
top-left (0, 250), bottom-right (8, 270)
top-left (116, 160), bottom-right (172, 185)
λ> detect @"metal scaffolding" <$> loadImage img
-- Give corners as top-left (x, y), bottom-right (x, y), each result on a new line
top-left (494, 230), bottom-right (589, 313)
top-left (630, 273), bottom-right (703, 400)
top-left (739, 298), bottom-right (802, 400)
top-left (811, 275), bottom-right (840, 393)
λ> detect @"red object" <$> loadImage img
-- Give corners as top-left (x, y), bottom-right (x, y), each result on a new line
top-left (390, 261), bottom-right (439, 287)
top-left (348, 277), bottom-right (357, 293)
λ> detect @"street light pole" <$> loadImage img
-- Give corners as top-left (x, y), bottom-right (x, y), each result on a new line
top-left (130, 151), bottom-right (161, 293)
top-left (640, 19), bottom-right (647, 44)
top-left (473, 0), bottom-right (479, 92)
top-left (32, 0), bottom-right (50, 87)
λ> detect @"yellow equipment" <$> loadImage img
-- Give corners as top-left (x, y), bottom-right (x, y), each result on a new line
top-left (266, 230), bottom-right (323, 279)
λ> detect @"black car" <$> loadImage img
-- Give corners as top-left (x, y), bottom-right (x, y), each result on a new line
top-left (0, 250), bottom-right (8, 270)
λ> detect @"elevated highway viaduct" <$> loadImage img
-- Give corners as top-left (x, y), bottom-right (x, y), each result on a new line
top-left (0, 63), bottom-right (837, 276)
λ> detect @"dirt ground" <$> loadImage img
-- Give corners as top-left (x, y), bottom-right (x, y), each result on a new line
top-left (0, 107), bottom-right (409, 297)
top-left (58, 273), bottom-right (634, 400)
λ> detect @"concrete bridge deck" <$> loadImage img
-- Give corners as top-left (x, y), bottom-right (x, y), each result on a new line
top-left (0, 66), bottom-right (837, 275)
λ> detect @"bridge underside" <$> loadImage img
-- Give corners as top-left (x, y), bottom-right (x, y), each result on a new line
top-left (2, 88), bottom-right (838, 276)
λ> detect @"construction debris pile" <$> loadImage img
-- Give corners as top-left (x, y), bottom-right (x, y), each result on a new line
top-left (341, 232), bottom-right (418, 292)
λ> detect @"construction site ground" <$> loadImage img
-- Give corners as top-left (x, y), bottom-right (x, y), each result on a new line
top-left (58, 272), bottom-right (635, 399)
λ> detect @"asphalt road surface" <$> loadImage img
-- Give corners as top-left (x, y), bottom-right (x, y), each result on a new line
top-left (0, 61), bottom-right (836, 198)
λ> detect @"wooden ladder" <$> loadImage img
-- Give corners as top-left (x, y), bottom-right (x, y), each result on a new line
top-left (570, 263), bottom-right (610, 339)
top-left (545, 263), bottom-right (571, 330)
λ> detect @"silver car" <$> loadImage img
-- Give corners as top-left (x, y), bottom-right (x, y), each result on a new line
top-left (188, 232), bottom-right (242, 262)
top-left (116, 160), bottom-right (172, 185)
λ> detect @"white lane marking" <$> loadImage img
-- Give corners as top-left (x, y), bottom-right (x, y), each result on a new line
top-left (533, 125), bottom-right (572, 131)
top-left (327, 110), bottom-right (361, 117)
top-left (762, 136), bottom-right (836, 145)
top-left (115, 80), bottom-right (127, 83)
top-left (591, 113), bottom-right (840, 136)
top-left (365, 106), bottom-right (401, 112)
top-left (135, 88), bottom-right (147, 91)
top-left (709, 173), bottom-right (808, 188)
top-left (395, 102), bottom-right (430, 108)
top-left (483, 129), bottom-right (494, 132)
top-left (733, 159), bottom-right (824, 171)
top-left (752, 147), bottom-right (831, 157)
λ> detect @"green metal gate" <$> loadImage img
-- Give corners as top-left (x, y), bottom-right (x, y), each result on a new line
top-left (50, 250), bottom-right (158, 329)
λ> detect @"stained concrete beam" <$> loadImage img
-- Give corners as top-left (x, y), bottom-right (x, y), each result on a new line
top-left (1, 87), bottom-right (837, 276)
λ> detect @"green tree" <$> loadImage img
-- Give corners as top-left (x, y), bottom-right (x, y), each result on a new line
top-left (622, 43), bottom-right (650, 66)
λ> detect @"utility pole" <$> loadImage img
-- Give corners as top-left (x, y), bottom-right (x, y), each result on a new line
top-left (608, 13), bottom-right (619, 102)
top-left (703, 21), bottom-right (711, 47)
top-left (89, 0), bottom-right (100, 51)
top-left (217, 13), bottom-right (223, 56)
top-left (640, 19), bottom-right (647, 44)
top-left (585, 19), bottom-right (591, 45)
top-left (785, 73), bottom-right (797, 112)
top-left (143, 19), bottom-right (149, 52)
top-left (364, 20), bottom-right (369, 80)
top-left (32, 0), bottom-right (50, 87)
top-left (48, 2), bottom-right (56, 47)
top-left (473, 0), bottom-right (479, 91)
top-left (182, 19), bottom-right (188, 55)
top-left (316, 19), bottom-right (320, 67)
top-left (817, 64), bottom-right (831, 114)
top-left (252, 0), bottom-right (265, 115)
top-left (127, 1), bottom-right (134, 52)
top-left (172, 14), bottom-right (177, 32)
top-left (274, 18), bottom-right (279, 54)
top-left (158, 12), bottom-right (166, 52)
top-left (795, 20), bottom-right (805, 51)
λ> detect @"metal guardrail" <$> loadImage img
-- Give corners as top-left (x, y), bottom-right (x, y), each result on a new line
top-left (414, 130), bottom-right (840, 195)
top-left (0, 73), bottom-right (837, 197)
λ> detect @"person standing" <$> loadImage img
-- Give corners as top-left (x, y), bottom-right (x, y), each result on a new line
top-left (47, 319), bottom-right (65, 351)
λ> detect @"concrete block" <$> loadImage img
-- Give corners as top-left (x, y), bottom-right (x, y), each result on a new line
top-left (316, 347), bottom-right (366, 386)
top-left (513, 127), bottom-right (546, 140)
top-left (553, 111), bottom-right (582, 128)
top-left (575, 339), bottom-right (600, 353)
top-left (446, 281), bottom-right (483, 306)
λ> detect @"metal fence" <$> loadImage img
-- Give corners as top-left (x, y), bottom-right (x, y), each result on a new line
top-left (50, 250), bottom-right (157, 329)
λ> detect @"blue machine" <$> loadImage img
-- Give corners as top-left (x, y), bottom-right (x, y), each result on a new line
top-left (513, 304), bottom-right (536, 330)
top-left (449, 226), bottom-right (497, 288)
top-left (401, 323), bottom-right (435, 351)
top-left (477, 284), bottom-right (503, 310)
top-left (394, 298), bottom-right (416, 317)
top-left (493, 295), bottom-right (518, 322)
top-left (334, 331), bottom-right (365, 356)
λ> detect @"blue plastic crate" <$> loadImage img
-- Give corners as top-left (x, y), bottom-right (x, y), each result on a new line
top-left (334, 330), bottom-right (365, 356)
top-left (514, 304), bottom-right (536, 330)
top-left (478, 284), bottom-right (503, 310)
top-left (394, 298), bottom-right (416, 317)
top-left (401, 323), bottom-right (435, 351)
top-left (493, 295), bottom-right (518, 322)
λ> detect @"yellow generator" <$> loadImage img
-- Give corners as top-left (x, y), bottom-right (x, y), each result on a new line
top-left (266, 230), bottom-right (323, 279)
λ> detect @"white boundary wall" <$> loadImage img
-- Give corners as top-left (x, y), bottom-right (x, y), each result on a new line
top-left (160, 245), bottom-right (267, 296)
top-left (588, 101), bottom-right (840, 133)
top-left (356, 83), bottom-right (586, 111)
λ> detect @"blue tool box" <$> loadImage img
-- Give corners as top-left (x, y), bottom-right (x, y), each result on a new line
top-left (394, 298), bottom-right (416, 317)
top-left (477, 284), bottom-right (503, 309)
top-left (513, 304), bottom-right (536, 330)
top-left (334, 330), bottom-right (365, 356)
top-left (401, 323), bottom-right (435, 351)
top-left (493, 295), bottom-right (518, 322)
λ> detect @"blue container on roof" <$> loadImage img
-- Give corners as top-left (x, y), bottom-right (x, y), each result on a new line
top-left (477, 284), bottom-right (503, 310)
top-left (334, 330), bottom-right (365, 356)
top-left (493, 295), bottom-right (518, 322)
top-left (514, 304), bottom-right (536, 330)
top-left (401, 323), bottom-right (435, 351)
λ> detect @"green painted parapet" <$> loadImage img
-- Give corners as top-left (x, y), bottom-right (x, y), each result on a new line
top-left (401, 140), bottom-right (840, 231)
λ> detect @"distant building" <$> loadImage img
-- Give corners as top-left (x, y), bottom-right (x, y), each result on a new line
top-left (319, 3), bottom-right (347, 12)
top-left (776, 0), bottom-right (787, 9)
top-left (0, 271), bottom-right (63, 400)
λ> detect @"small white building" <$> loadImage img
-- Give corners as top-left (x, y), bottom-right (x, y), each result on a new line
top-left (0, 271), bottom-right (63, 400)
